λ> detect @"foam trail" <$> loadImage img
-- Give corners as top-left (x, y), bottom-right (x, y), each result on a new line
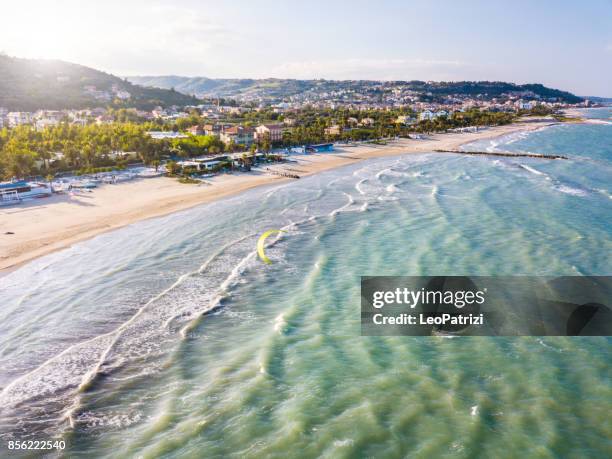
top-left (1, 232), bottom-right (258, 430)
top-left (519, 164), bottom-right (546, 176)
top-left (355, 179), bottom-right (367, 195)
top-left (329, 192), bottom-right (355, 216)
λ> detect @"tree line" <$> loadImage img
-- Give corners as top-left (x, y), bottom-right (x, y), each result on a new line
top-left (0, 108), bottom-right (518, 180)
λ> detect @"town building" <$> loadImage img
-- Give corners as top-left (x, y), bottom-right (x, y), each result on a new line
top-left (187, 125), bottom-right (205, 136)
top-left (203, 124), bottom-right (232, 136)
top-left (7, 112), bottom-right (32, 127)
top-left (396, 115), bottom-right (416, 125)
top-left (220, 126), bottom-right (254, 146)
top-left (35, 118), bottom-right (60, 131)
top-left (324, 125), bottom-right (342, 136)
top-left (147, 131), bottom-right (188, 139)
top-left (255, 124), bottom-right (285, 143)
top-left (418, 110), bottom-right (435, 121)
top-left (360, 117), bottom-right (375, 126)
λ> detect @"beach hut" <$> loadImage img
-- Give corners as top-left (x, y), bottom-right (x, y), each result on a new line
top-left (306, 143), bottom-right (334, 153)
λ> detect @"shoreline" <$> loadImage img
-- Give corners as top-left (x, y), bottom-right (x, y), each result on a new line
top-left (0, 121), bottom-right (555, 274)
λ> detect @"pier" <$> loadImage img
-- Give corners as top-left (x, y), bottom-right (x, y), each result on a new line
top-left (434, 149), bottom-right (568, 160)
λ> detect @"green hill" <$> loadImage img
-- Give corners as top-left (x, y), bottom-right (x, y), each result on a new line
top-left (0, 55), bottom-right (201, 111)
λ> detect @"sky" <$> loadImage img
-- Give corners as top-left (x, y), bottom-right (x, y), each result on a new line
top-left (2, 0), bottom-right (611, 96)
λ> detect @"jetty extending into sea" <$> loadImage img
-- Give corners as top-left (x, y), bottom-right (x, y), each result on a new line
top-left (435, 149), bottom-right (569, 160)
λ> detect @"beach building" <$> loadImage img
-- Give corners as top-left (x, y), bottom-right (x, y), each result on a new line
top-left (306, 143), bottom-right (334, 153)
top-left (178, 159), bottom-right (220, 171)
top-left (175, 155), bottom-right (231, 173)
top-left (0, 180), bottom-right (52, 205)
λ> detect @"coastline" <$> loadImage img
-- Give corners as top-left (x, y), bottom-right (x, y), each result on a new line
top-left (0, 120), bottom-right (555, 274)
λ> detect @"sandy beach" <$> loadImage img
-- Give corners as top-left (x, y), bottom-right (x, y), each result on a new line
top-left (0, 121), bottom-right (555, 272)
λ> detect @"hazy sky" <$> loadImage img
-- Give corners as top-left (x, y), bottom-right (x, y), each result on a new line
top-left (2, 0), bottom-right (611, 95)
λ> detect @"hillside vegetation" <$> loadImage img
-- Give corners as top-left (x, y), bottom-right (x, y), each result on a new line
top-left (0, 55), bottom-right (201, 111)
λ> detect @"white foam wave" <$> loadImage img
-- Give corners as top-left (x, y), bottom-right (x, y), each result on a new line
top-left (375, 168), bottom-right (391, 179)
top-left (386, 184), bottom-right (399, 194)
top-left (355, 179), bottom-right (367, 196)
top-left (334, 439), bottom-right (355, 447)
top-left (519, 164), bottom-right (546, 176)
top-left (273, 313), bottom-right (287, 334)
top-left (517, 163), bottom-right (588, 198)
top-left (584, 119), bottom-right (612, 125)
top-left (555, 185), bottom-right (588, 196)
top-left (329, 192), bottom-right (355, 216)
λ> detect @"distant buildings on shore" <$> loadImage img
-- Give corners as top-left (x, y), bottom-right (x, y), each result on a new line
top-left (0, 89), bottom-right (596, 147)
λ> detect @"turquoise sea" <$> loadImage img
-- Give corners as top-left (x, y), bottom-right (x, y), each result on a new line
top-left (0, 109), bottom-right (610, 457)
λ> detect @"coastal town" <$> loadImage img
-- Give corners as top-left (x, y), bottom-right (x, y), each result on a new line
top-left (0, 79), bottom-right (595, 202)
top-left (2, 77), bottom-right (590, 268)
top-left (0, 81), bottom-right (595, 131)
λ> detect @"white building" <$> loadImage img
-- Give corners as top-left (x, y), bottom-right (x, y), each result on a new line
top-left (418, 110), bottom-right (435, 121)
top-left (35, 118), bottom-right (60, 131)
top-left (147, 131), bottom-right (188, 140)
top-left (115, 90), bottom-right (131, 100)
top-left (418, 110), bottom-right (448, 121)
top-left (360, 117), bottom-right (375, 126)
top-left (396, 115), bottom-right (416, 125)
top-left (7, 112), bottom-right (32, 127)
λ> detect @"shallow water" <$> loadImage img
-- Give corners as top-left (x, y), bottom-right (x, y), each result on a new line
top-left (0, 109), bottom-right (610, 458)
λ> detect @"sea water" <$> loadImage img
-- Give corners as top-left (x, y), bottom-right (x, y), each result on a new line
top-left (0, 109), bottom-right (610, 458)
